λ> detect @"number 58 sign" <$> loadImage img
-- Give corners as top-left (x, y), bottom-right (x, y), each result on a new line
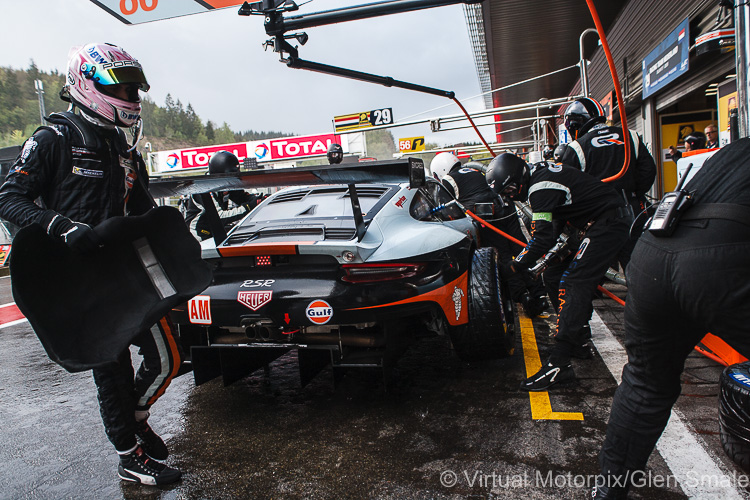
top-left (90, 0), bottom-right (244, 24)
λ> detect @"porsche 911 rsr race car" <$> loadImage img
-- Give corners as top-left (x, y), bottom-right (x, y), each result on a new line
top-left (158, 159), bottom-right (517, 386)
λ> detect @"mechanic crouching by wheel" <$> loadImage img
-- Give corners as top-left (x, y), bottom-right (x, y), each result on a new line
top-left (486, 153), bottom-right (630, 391)
top-left (0, 43), bottom-right (181, 485)
top-left (430, 152), bottom-right (548, 317)
top-left (594, 139), bottom-right (750, 499)
top-left (186, 150), bottom-right (258, 241)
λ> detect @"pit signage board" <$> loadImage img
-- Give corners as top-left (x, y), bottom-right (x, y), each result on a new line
top-left (334, 108), bottom-right (393, 132)
top-left (398, 137), bottom-right (425, 153)
top-left (642, 17), bottom-right (689, 99)
top-left (89, 0), bottom-right (244, 25)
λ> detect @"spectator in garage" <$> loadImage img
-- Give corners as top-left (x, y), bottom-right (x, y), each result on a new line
top-left (430, 152), bottom-right (548, 318)
top-left (594, 138), bottom-right (750, 499)
top-left (705, 123), bottom-right (719, 149)
top-left (0, 43), bottom-right (181, 486)
top-left (486, 153), bottom-right (630, 392)
top-left (668, 131), bottom-right (706, 161)
top-left (187, 150), bottom-right (258, 241)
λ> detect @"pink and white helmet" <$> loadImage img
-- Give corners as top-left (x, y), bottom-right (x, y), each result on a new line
top-left (65, 42), bottom-right (149, 127)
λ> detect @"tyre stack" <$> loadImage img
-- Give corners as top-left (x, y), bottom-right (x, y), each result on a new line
top-left (719, 361), bottom-right (750, 472)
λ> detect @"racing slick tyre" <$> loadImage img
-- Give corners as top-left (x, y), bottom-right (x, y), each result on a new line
top-left (449, 247), bottom-right (516, 361)
top-left (719, 362), bottom-right (750, 473)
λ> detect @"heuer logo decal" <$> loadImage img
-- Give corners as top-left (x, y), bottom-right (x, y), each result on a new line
top-left (306, 299), bottom-right (333, 324)
top-left (451, 286), bottom-right (465, 321)
top-left (238, 291), bottom-right (272, 311)
top-left (188, 295), bottom-right (211, 325)
top-left (394, 195), bottom-right (407, 208)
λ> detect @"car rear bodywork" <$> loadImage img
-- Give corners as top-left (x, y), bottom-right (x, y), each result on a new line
top-left (160, 159), bottom-right (515, 386)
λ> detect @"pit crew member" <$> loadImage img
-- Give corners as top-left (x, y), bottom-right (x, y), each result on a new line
top-left (487, 153), bottom-right (630, 391)
top-left (595, 139), bottom-right (750, 498)
top-left (431, 152), bottom-right (547, 317)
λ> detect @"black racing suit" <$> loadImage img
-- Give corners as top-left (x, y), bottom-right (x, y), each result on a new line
top-left (0, 112), bottom-right (182, 453)
top-left (441, 165), bottom-right (545, 302)
top-left (187, 190), bottom-right (256, 241)
top-left (561, 123), bottom-right (656, 269)
top-left (514, 162), bottom-right (630, 362)
top-left (599, 140), bottom-right (750, 492)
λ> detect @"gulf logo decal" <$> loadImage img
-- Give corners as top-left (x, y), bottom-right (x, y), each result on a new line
top-left (238, 291), bottom-right (272, 311)
top-left (306, 300), bottom-right (333, 324)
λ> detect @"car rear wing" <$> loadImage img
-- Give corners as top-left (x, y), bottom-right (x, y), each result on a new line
top-left (151, 157), bottom-right (426, 245)
top-left (148, 157), bottom-right (425, 199)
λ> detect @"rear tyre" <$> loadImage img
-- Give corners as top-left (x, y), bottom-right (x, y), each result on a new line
top-left (719, 362), bottom-right (750, 472)
top-left (449, 247), bottom-right (516, 361)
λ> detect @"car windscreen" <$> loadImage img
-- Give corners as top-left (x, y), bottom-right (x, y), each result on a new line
top-left (239, 185), bottom-right (397, 226)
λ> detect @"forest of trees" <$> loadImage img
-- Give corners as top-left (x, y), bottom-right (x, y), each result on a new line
top-left (0, 62), bottom-right (400, 161)
top-left (0, 63), bottom-right (293, 151)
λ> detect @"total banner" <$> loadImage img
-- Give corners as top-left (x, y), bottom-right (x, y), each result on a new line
top-left (151, 133), bottom-right (342, 173)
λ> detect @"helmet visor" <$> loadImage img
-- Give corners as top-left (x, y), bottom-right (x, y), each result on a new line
top-left (84, 61), bottom-right (150, 92)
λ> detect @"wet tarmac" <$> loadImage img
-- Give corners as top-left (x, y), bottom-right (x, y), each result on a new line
top-left (1, 276), bottom-right (748, 499)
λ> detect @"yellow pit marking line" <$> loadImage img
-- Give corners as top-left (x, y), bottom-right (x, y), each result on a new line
top-left (519, 312), bottom-right (584, 421)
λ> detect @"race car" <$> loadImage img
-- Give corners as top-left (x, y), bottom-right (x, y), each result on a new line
top-left (157, 158), bottom-right (517, 386)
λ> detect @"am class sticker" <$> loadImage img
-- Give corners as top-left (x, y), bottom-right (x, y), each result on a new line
top-left (306, 299), bottom-right (333, 325)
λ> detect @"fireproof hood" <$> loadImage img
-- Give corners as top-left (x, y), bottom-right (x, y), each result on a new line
top-left (10, 206), bottom-right (212, 372)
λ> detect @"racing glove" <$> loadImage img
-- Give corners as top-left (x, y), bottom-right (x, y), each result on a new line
top-left (47, 215), bottom-right (103, 252)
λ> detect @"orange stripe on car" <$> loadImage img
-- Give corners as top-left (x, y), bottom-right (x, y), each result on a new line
top-left (345, 272), bottom-right (469, 326)
top-left (217, 242), bottom-right (315, 257)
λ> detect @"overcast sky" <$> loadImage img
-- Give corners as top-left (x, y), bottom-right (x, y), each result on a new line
top-left (0, 0), bottom-right (491, 148)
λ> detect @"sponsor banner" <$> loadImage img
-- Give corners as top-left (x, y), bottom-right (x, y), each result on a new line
top-left (188, 295), bottom-right (211, 325)
top-left (152, 133), bottom-right (341, 172)
top-left (153, 143), bottom-right (249, 172)
top-left (398, 136), bottom-right (425, 153)
top-left (267, 134), bottom-right (340, 160)
top-left (89, 0), bottom-right (243, 25)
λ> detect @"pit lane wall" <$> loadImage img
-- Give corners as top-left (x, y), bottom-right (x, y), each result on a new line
top-left (148, 132), bottom-right (365, 174)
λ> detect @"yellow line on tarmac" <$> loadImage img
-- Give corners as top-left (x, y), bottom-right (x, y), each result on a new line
top-left (519, 313), bottom-right (584, 421)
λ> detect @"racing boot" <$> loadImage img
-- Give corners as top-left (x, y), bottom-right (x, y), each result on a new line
top-left (118, 446), bottom-right (181, 486)
top-left (520, 358), bottom-right (574, 391)
top-left (135, 419), bottom-right (168, 460)
top-left (571, 325), bottom-right (593, 359)
top-left (521, 292), bottom-right (548, 318)
top-left (591, 484), bottom-right (628, 499)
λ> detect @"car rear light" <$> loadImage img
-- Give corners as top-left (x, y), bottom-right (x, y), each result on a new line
top-left (341, 263), bottom-right (426, 283)
top-left (255, 255), bottom-right (272, 266)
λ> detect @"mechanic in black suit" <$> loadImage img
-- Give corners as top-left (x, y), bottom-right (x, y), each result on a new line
top-left (560, 97), bottom-right (656, 269)
top-left (486, 153), bottom-right (630, 391)
top-left (186, 150), bottom-right (258, 241)
top-left (594, 139), bottom-right (750, 499)
top-left (430, 152), bottom-right (548, 317)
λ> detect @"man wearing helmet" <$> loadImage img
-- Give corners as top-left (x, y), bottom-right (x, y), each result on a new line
top-left (0, 43), bottom-right (181, 485)
top-left (560, 97), bottom-right (656, 268)
top-left (668, 131), bottom-right (706, 161)
top-left (327, 143), bottom-right (344, 164)
top-left (185, 150), bottom-right (259, 241)
top-left (430, 152), bottom-right (547, 317)
top-left (486, 153), bottom-right (630, 391)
